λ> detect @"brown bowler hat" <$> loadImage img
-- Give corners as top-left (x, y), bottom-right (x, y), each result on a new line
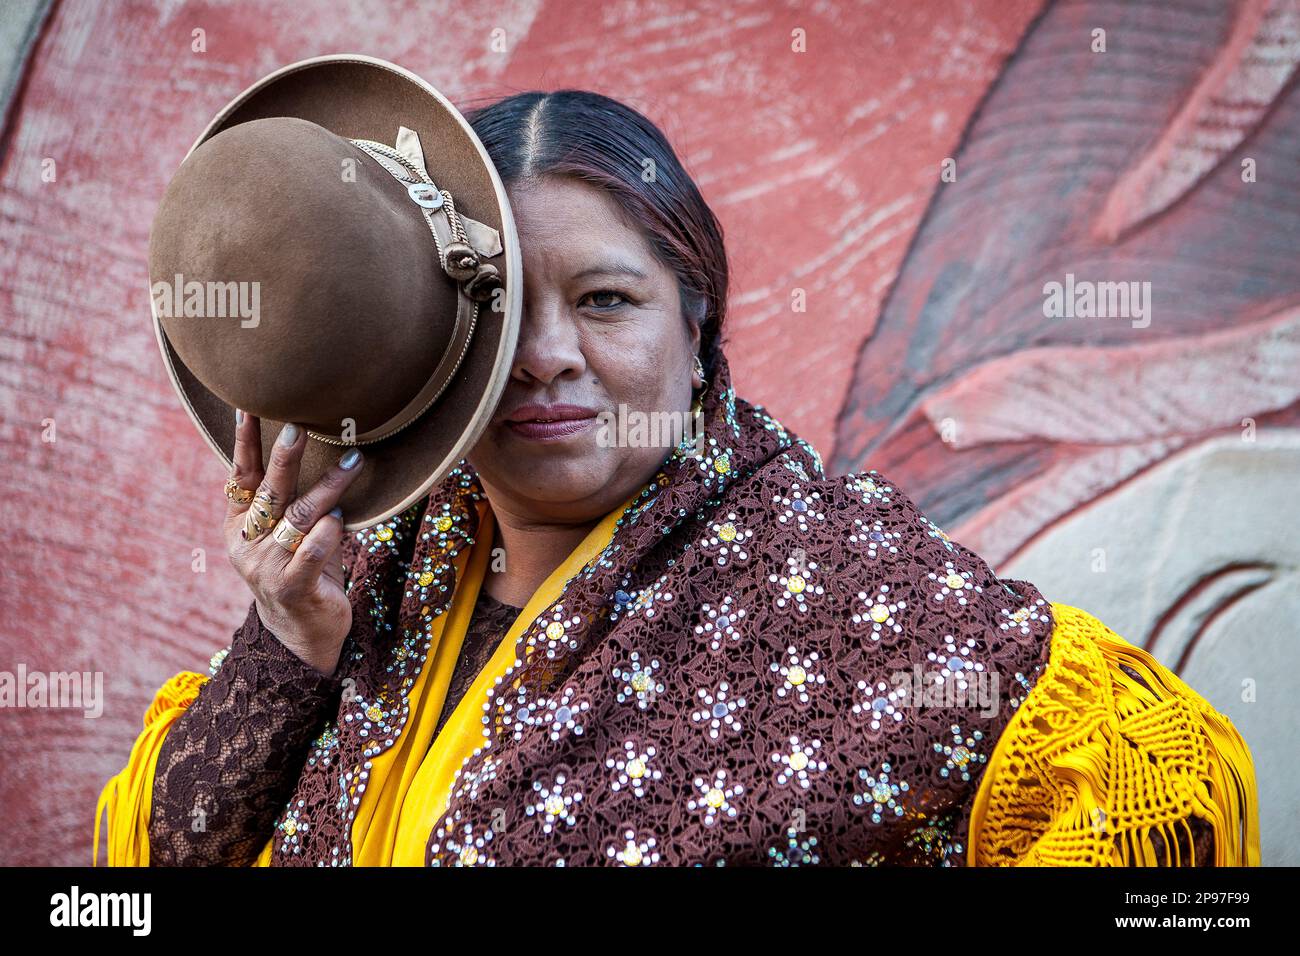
top-left (148, 54), bottom-right (521, 531)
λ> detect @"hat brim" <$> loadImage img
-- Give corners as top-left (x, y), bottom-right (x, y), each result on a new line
top-left (151, 54), bottom-right (521, 532)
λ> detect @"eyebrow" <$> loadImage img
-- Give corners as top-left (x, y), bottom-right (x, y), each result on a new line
top-left (571, 260), bottom-right (650, 282)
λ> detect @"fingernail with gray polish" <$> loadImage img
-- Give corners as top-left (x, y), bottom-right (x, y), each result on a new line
top-left (235, 408), bottom-right (244, 425)
top-left (329, 506), bottom-right (343, 519)
top-left (279, 423), bottom-right (300, 446)
top-left (340, 449), bottom-right (361, 470)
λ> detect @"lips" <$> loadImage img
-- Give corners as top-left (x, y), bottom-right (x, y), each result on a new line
top-left (503, 403), bottom-right (598, 441)
top-left (506, 403), bottom-right (596, 423)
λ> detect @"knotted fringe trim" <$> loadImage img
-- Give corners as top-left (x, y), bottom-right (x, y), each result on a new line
top-left (967, 604), bottom-right (1259, 867)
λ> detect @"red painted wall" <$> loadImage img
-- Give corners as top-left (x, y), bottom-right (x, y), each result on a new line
top-left (2, 0), bottom-right (1293, 865)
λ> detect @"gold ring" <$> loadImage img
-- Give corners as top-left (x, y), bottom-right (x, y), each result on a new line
top-left (271, 517), bottom-right (308, 553)
top-left (224, 477), bottom-right (255, 504)
top-left (241, 491), bottom-right (277, 542)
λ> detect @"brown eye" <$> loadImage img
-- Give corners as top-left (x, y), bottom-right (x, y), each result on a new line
top-left (584, 290), bottom-right (627, 310)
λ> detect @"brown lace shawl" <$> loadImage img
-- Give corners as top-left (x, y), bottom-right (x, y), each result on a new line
top-left (155, 354), bottom-right (1059, 866)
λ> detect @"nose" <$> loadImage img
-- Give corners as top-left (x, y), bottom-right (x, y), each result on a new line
top-left (510, 294), bottom-right (585, 387)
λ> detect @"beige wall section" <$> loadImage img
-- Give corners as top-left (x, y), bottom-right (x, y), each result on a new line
top-left (1004, 432), bottom-right (1300, 866)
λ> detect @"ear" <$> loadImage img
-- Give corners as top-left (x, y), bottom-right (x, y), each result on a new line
top-left (687, 305), bottom-right (702, 354)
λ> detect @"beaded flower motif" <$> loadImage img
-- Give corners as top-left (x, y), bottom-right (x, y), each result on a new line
top-left (903, 813), bottom-right (963, 866)
top-left (351, 689), bottom-right (398, 742)
top-left (852, 583), bottom-right (906, 639)
top-left (846, 471), bottom-right (893, 506)
top-left (692, 435), bottom-right (738, 494)
top-left (608, 828), bottom-right (659, 866)
top-left (422, 507), bottom-right (460, 543)
top-left (853, 763), bottom-right (910, 824)
top-left (847, 517), bottom-right (902, 558)
top-left (607, 740), bottom-right (662, 798)
top-left (527, 772), bottom-right (583, 833)
top-left (699, 512), bottom-right (752, 566)
top-left (691, 682), bottom-right (746, 739)
top-left (772, 735), bottom-right (827, 789)
top-left (624, 571), bottom-right (675, 620)
top-left (927, 634), bottom-right (984, 689)
top-left (768, 828), bottom-right (820, 866)
top-left (405, 557), bottom-right (450, 605)
top-left (538, 688), bottom-right (591, 741)
top-left (361, 518), bottom-right (403, 557)
top-left (928, 561), bottom-right (982, 606)
top-left (998, 598), bottom-right (1050, 636)
top-left (498, 686), bottom-right (539, 742)
top-left (531, 605), bottom-right (583, 659)
top-left (694, 597), bottom-right (747, 652)
top-left (432, 821), bottom-right (496, 867)
top-left (772, 482), bottom-right (825, 532)
top-left (770, 552), bottom-right (825, 614)
top-left (771, 645), bottom-right (825, 704)
top-left (852, 678), bottom-right (908, 732)
top-left (277, 800), bottom-right (309, 854)
top-left (306, 725), bottom-right (340, 770)
top-left (687, 769), bottom-right (743, 826)
top-left (934, 724), bottom-right (987, 781)
top-left (612, 651), bottom-right (664, 710)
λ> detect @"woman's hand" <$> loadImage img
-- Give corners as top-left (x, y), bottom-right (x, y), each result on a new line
top-left (223, 411), bottom-right (365, 677)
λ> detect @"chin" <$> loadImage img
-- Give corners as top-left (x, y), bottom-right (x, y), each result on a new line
top-left (487, 444), bottom-right (617, 504)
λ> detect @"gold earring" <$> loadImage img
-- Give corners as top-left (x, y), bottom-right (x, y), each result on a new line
top-left (692, 355), bottom-right (707, 392)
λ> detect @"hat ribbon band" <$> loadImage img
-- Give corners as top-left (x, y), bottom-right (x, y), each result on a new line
top-left (306, 292), bottom-right (478, 447)
top-left (306, 135), bottom-right (484, 447)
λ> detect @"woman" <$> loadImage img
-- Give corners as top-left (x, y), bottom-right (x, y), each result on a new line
top-left (96, 89), bottom-right (1258, 867)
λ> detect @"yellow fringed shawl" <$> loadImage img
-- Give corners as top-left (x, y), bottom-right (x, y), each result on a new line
top-left (95, 565), bottom-right (1260, 866)
top-left (966, 604), bottom-right (1260, 866)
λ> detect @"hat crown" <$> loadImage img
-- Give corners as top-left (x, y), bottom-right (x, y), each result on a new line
top-left (148, 116), bottom-right (457, 436)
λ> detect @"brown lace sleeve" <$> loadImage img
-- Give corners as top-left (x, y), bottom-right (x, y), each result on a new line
top-left (146, 600), bottom-right (346, 866)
